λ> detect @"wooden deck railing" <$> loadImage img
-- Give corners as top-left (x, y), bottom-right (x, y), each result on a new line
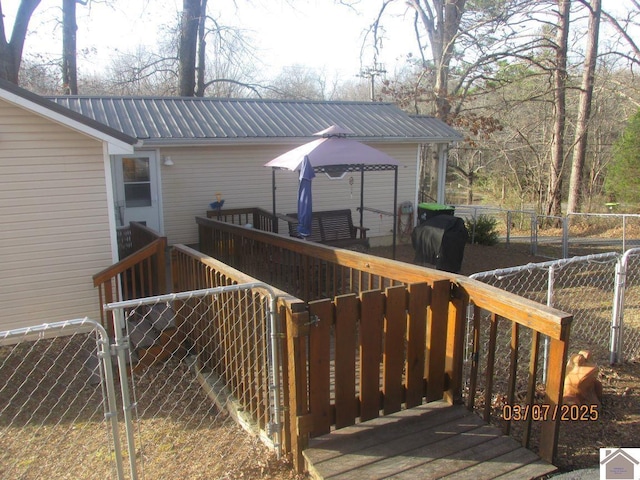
top-left (206, 207), bottom-right (276, 232)
top-left (93, 223), bottom-right (167, 335)
top-left (196, 215), bottom-right (572, 471)
top-left (171, 244), bottom-right (306, 455)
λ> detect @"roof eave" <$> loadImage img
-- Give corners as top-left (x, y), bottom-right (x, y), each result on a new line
top-left (137, 136), bottom-right (462, 148)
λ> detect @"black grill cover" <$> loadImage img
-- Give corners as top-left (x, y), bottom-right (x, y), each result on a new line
top-left (411, 216), bottom-right (468, 273)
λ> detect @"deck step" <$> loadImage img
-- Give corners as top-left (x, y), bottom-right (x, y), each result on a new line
top-left (303, 401), bottom-right (557, 480)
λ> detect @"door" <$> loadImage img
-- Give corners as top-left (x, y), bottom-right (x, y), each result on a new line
top-left (113, 153), bottom-right (162, 232)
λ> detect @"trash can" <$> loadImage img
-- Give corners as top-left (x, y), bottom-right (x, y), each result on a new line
top-left (417, 202), bottom-right (455, 223)
top-left (411, 215), bottom-right (468, 273)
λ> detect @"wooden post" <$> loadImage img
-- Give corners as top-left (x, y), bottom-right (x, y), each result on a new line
top-left (425, 279), bottom-right (449, 403)
top-left (539, 321), bottom-right (571, 464)
top-left (445, 283), bottom-right (467, 405)
top-left (284, 304), bottom-right (311, 473)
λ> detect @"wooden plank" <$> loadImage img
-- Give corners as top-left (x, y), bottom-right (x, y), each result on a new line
top-left (285, 307), bottom-right (310, 473)
top-left (445, 285), bottom-right (468, 404)
top-left (483, 313), bottom-right (499, 422)
top-left (442, 446), bottom-right (549, 480)
top-left (307, 407), bottom-right (486, 479)
top-left (539, 331), bottom-right (571, 464)
top-left (305, 401), bottom-right (458, 465)
top-left (325, 424), bottom-right (503, 480)
top-left (425, 279), bottom-right (450, 402)
top-left (385, 435), bottom-right (520, 479)
top-left (382, 285), bottom-right (407, 415)
top-left (405, 283), bottom-right (429, 408)
top-left (359, 290), bottom-right (384, 422)
top-left (309, 299), bottom-right (333, 436)
top-left (492, 458), bottom-right (558, 479)
top-left (334, 294), bottom-right (358, 429)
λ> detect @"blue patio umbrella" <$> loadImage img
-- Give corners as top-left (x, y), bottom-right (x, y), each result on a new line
top-left (297, 155), bottom-right (315, 237)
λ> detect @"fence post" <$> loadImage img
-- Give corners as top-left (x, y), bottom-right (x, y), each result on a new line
top-left (539, 323), bottom-right (571, 464)
top-left (531, 214), bottom-right (538, 256)
top-left (611, 254), bottom-right (627, 364)
top-left (112, 309), bottom-right (139, 480)
top-left (284, 304), bottom-right (312, 473)
top-left (562, 216), bottom-right (569, 259)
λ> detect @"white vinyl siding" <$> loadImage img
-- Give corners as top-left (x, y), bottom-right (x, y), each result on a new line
top-left (159, 142), bottom-right (418, 246)
top-left (0, 100), bottom-right (112, 331)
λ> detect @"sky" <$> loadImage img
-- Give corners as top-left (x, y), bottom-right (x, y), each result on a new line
top-left (16, 0), bottom-right (417, 82)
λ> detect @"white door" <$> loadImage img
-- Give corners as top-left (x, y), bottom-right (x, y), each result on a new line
top-left (113, 153), bottom-right (162, 232)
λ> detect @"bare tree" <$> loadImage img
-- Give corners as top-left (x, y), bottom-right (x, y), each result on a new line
top-left (62, 0), bottom-right (88, 94)
top-left (178, 0), bottom-right (200, 96)
top-left (0, 0), bottom-right (42, 83)
top-left (546, 0), bottom-right (570, 218)
top-left (567, 0), bottom-right (601, 213)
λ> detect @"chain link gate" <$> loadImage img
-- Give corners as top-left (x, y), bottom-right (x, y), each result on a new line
top-left (1, 282), bottom-right (283, 480)
top-left (104, 282), bottom-right (283, 480)
top-left (0, 318), bottom-right (125, 480)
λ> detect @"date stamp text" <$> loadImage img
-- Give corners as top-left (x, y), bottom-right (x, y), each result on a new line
top-left (502, 403), bottom-right (599, 422)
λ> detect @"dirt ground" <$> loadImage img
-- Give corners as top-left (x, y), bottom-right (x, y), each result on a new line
top-left (260, 242), bottom-right (640, 478)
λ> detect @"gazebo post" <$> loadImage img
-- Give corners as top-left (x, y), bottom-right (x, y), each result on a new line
top-left (393, 166), bottom-right (398, 259)
top-left (359, 166), bottom-right (365, 229)
top-left (272, 168), bottom-right (278, 233)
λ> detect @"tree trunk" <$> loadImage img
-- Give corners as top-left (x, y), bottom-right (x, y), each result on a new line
top-left (62, 0), bottom-right (78, 94)
top-left (567, 0), bottom-right (601, 213)
top-left (408, 0), bottom-right (465, 121)
top-left (546, 0), bottom-right (570, 218)
top-left (178, 0), bottom-right (200, 96)
top-left (0, 0), bottom-right (42, 84)
top-left (195, 0), bottom-right (208, 96)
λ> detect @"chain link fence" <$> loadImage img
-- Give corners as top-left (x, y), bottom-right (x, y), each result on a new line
top-left (471, 252), bottom-right (620, 369)
top-left (0, 319), bottom-right (124, 480)
top-left (453, 206), bottom-right (640, 260)
top-left (1, 283), bottom-right (284, 480)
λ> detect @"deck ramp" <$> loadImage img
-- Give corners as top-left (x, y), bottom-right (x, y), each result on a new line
top-left (303, 401), bottom-right (557, 480)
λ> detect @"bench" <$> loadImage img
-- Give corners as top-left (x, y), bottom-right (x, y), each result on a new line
top-left (279, 209), bottom-right (370, 250)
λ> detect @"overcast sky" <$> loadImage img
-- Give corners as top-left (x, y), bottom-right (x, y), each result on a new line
top-left (15, 0), bottom-right (416, 81)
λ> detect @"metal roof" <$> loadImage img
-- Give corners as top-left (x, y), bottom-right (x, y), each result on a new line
top-left (46, 96), bottom-right (463, 146)
top-left (0, 79), bottom-right (137, 146)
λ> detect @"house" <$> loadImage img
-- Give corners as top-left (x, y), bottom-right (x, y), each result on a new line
top-left (600, 448), bottom-right (639, 479)
top-left (0, 79), bottom-right (137, 331)
top-left (0, 79), bottom-right (461, 331)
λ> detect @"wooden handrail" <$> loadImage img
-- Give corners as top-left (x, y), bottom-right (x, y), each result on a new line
top-left (196, 215), bottom-right (573, 466)
top-left (93, 239), bottom-right (166, 287)
top-left (93, 228), bottom-right (167, 335)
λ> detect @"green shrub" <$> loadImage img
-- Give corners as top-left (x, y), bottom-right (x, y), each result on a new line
top-left (466, 215), bottom-right (499, 246)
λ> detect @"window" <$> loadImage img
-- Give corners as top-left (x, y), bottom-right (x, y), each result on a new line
top-left (122, 157), bottom-right (152, 207)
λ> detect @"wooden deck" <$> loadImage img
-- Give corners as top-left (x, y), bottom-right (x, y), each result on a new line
top-left (303, 401), bottom-right (557, 480)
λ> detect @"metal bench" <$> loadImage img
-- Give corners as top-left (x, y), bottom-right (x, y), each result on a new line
top-left (279, 209), bottom-right (369, 250)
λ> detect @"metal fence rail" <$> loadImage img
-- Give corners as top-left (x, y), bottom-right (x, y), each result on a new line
top-left (470, 251), bottom-right (640, 369)
top-left (454, 205), bottom-right (640, 259)
top-left (104, 283), bottom-right (282, 480)
top-left (611, 248), bottom-right (640, 363)
top-left (1, 283), bottom-right (283, 480)
top-left (0, 318), bottom-right (124, 480)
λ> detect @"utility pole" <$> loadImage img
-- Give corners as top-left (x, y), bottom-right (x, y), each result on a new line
top-left (358, 63), bottom-right (386, 101)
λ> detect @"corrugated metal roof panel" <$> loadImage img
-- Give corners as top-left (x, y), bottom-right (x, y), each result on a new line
top-left (47, 96), bottom-right (463, 144)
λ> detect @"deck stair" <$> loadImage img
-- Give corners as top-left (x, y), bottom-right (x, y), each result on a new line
top-left (127, 304), bottom-right (182, 370)
top-left (303, 401), bottom-right (557, 480)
